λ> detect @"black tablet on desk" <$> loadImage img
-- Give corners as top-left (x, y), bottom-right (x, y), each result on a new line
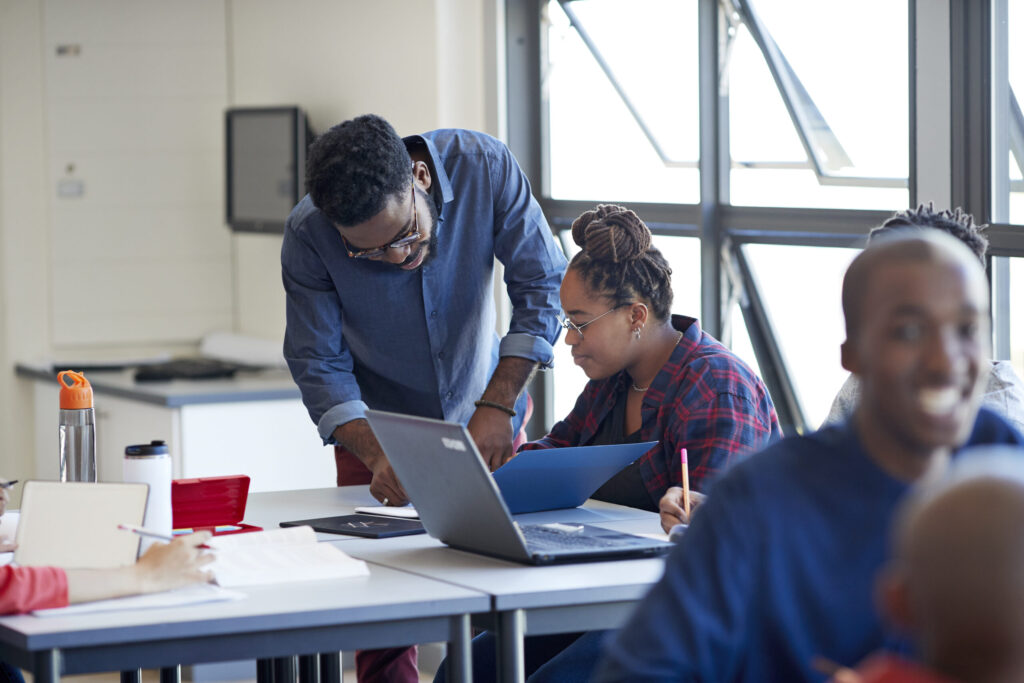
top-left (280, 514), bottom-right (425, 539)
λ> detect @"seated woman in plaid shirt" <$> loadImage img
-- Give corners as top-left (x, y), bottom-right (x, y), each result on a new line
top-left (433, 204), bottom-right (781, 683)
top-left (527, 203), bottom-right (780, 531)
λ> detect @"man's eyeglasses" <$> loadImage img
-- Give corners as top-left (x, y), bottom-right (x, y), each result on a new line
top-left (342, 182), bottom-right (421, 259)
top-left (560, 304), bottom-right (627, 340)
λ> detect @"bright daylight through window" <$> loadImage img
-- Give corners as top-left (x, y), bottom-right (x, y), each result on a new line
top-left (542, 0), bottom-right (909, 427)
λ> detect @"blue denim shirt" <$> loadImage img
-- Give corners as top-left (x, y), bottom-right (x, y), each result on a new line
top-left (281, 129), bottom-right (567, 444)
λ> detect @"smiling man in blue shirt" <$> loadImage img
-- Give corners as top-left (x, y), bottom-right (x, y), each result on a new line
top-left (281, 114), bottom-right (566, 504)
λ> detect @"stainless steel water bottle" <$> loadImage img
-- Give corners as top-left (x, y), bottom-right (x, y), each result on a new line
top-left (58, 370), bottom-right (97, 482)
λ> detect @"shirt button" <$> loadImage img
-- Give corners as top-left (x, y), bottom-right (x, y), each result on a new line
top-left (430, 310), bottom-right (438, 319)
top-left (445, 391), bottom-right (453, 400)
top-left (438, 351), bottom-right (445, 360)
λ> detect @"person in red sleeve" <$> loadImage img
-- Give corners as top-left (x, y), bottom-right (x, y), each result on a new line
top-left (0, 477), bottom-right (213, 682)
top-left (0, 478), bottom-right (212, 615)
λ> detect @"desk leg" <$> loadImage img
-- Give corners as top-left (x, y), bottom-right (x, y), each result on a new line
top-left (257, 658), bottom-right (276, 683)
top-left (273, 655), bottom-right (298, 683)
top-left (120, 670), bottom-right (142, 683)
top-left (159, 665), bottom-right (181, 683)
top-left (33, 650), bottom-right (60, 683)
top-left (319, 652), bottom-right (342, 683)
top-left (298, 654), bottom-right (320, 683)
top-left (446, 614), bottom-right (471, 683)
top-left (496, 609), bottom-right (525, 683)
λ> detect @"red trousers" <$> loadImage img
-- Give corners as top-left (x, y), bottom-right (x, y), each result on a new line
top-left (336, 447), bottom-right (419, 683)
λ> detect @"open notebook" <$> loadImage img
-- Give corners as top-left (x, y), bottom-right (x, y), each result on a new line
top-left (203, 525), bottom-right (369, 587)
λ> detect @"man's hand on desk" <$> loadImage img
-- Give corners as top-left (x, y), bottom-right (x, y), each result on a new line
top-left (334, 419), bottom-right (409, 505)
top-left (658, 487), bottom-right (707, 533)
top-left (368, 458), bottom-right (409, 507)
top-left (467, 407), bottom-right (515, 471)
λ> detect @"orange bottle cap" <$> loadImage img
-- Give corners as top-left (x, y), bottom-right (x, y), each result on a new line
top-left (58, 370), bottom-right (93, 410)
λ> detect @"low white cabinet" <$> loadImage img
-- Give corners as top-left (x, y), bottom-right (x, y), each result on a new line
top-left (21, 365), bottom-right (337, 493)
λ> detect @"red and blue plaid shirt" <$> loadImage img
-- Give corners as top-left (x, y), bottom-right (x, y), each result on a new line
top-left (522, 315), bottom-right (781, 506)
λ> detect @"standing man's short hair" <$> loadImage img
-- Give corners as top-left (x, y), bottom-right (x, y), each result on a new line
top-left (305, 114), bottom-right (413, 227)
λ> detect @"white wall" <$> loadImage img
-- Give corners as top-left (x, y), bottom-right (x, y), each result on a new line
top-left (0, 0), bottom-right (499, 499)
top-left (227, 0), bottom-right (497, 339)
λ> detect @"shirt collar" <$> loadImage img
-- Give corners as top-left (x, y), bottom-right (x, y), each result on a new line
top-left (404, 134), bottom-right (454, 211)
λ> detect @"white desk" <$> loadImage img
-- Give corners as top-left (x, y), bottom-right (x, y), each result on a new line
top-left (247, 487), bottom-right (668, 683)
top-left (0, 564), bottom-right (487, 683)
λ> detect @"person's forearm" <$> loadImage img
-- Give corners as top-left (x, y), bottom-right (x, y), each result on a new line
top-left (479, 357), bottom-right (538, 410)
top-left (333, 419), bottom-right (388, 470)
top-left (65, 566), bottom-right (142, 604)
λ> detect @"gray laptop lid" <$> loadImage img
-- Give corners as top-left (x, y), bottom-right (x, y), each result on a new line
top-left (365, 410), bottom-right (534, 562)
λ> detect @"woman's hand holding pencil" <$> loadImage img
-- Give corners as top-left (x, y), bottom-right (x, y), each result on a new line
top-left (657, 449), bottom-right (706, 533)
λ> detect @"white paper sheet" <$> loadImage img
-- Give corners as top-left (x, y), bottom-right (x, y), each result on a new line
top-left (32, 583), bottom-right (245, 617)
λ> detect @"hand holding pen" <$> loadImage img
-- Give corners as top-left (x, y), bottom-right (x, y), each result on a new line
top-left (118, 524), bottom-right (213, 549)
top-left (657, 449), bottom-right (706, 534)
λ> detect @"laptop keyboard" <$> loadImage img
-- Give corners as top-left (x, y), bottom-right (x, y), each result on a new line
top-left (520, 524), bottom-right (621, 551)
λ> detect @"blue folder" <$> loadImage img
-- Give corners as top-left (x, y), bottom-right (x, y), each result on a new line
top-left (493, 441), bottom-right (659, 514)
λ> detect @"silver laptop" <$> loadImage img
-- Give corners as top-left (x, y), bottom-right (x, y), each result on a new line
top-left (365, 410), bottom-right (672, 565)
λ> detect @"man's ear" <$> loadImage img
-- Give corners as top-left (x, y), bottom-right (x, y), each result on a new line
top-left (876, 565), bottom-right (915, 634)
top-left (412, 160), bottom-right (432, 192)
top-left (840, 339), bottom-right (857, 374)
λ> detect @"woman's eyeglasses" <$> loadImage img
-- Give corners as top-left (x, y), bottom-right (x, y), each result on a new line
top-left (560, 304), bottom-right (627, 339)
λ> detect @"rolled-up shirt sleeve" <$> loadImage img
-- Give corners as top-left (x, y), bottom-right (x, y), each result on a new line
top-left (282, 222), bottom-right (364, 444)
top-left (489, 143), bottom-right (567, 368)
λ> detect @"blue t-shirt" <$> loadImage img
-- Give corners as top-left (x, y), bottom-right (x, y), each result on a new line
top-left (594, 408), bottom-right (1024, 682)
top-left (281, 129), bottom-right (567, 443)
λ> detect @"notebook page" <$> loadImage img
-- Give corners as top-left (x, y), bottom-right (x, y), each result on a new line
top-left (208, 542), bottom-right (369, 588)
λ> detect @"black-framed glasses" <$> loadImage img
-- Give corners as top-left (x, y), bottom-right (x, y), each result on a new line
top-left (342, 182), bottom-right (421, 259)
top-left (560, 304), bottom-right (628, 340)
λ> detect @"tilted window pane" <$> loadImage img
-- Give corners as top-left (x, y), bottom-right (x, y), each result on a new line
top-left (545, 0), bottom-right (699, 204)
top-left (742, 244), bottom-right (859, 427)
top-left (728, 1), bottom-right (909, 209)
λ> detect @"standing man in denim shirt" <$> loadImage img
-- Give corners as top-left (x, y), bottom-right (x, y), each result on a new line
top-left (283, 113), bottom-right (566, 499)
top-left (282, 114), bottom-right (565, 681)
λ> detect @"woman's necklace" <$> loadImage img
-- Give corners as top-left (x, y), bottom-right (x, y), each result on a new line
top-left (630, 330), bottom-right (684, 392)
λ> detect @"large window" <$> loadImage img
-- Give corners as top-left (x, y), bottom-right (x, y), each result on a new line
top-left (519, 0), bottom-right (1024, 435)
top-left (545, 0), bottom-right (700, 203)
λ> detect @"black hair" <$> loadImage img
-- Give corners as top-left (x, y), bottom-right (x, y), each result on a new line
top-left (568, 204), bottom-right (673, 320)
top-left (869, 203), bottom-right (988, 266)
top-left (305, 114), bottom-right (412, 227)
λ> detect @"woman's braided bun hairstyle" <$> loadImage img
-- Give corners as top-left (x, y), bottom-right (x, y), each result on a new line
top-left (569, 204), bottom-right (673, 320)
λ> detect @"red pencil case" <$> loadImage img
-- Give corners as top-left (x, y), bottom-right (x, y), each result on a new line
top-left (171, 475), bottom-right (263, 536)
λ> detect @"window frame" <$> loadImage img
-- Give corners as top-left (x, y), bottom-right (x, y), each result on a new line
top-left (509, 0), bottom-right (1024, 435)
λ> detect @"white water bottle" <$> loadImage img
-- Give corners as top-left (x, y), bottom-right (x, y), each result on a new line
top-left (123, 440), bottom-right (173, 552)
top-left (58, 370), bottom-right (96, 482)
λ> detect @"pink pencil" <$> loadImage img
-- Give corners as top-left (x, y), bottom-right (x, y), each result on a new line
top-left (680, 448), bottom-right (691, 518)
